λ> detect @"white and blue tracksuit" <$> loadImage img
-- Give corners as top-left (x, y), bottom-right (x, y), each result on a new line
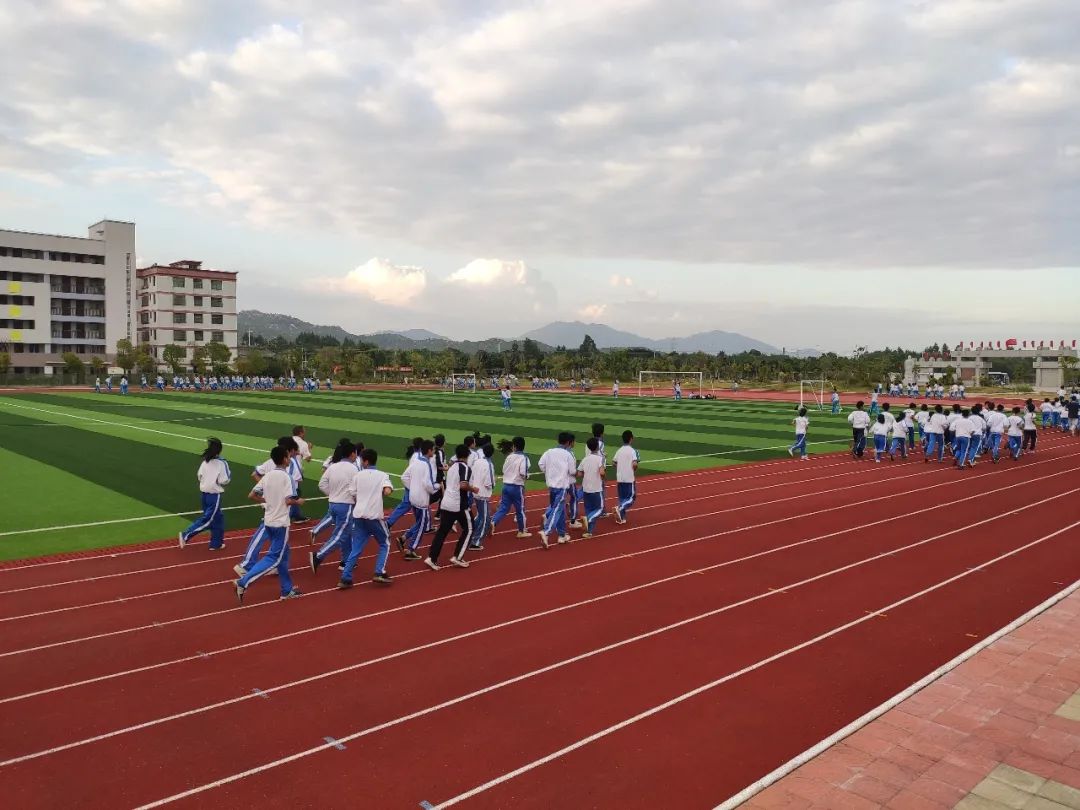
top-left (543, 487), bottom-right (568, 537)
top-left (180, 458), bottom-right (231, 549)
top-left (342, 519), bottom-right (390, 582)
top-left (470, 457), bottom-right (496, 547)
top-left (491, 452), bottom-right (530, 532)
top-left (239, 526), bottom-right (293, 595)
top-left (240, 522), bottom-right (269, 571)
top-left (314, 502), bottom-right (353, 565)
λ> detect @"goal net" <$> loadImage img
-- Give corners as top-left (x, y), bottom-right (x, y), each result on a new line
top-left (449, 373), bottom-right (477, 393)
top-left (799, 379), bottom-right (829, 411)
top-left (637, 371), bottom-right (704, 398)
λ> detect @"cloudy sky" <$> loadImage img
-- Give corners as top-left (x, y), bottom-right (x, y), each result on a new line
top-left (1, 0), bottom-right (1078, 352)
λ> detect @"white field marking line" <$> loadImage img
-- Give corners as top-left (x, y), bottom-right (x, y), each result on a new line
top-left (0, 398), bottom-right (248, 427)
top-left (0, 398), bottom-right (405, 479)
top-left (3, 430), bottom-right (1071, 551)
top-left (0, 498), bottom-right (329, 540)
top-left (430, 514), bottom-right (1080, 810)
top-left (131, 500), bottom-right (1080, 809)
top-left (3, 457), bottom-right (1071, 698)
top-left (0, 456), bottom-right (907, 595)
top-left (0, 451), bottom-right (862, 569)
top-left (715, 576), bottom-right (1080, 809)
top-left (0, 433), bottom-right (868, 545)
top-left (0, 456), bottom-right (961, 621)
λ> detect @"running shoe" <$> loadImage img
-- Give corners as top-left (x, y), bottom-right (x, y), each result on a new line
top-left (373, 572), bottom-right (392, 585)
top-left (233, 580), bottom-right (245, 605)
top-left (450, 557), bottom-right (470, 568)
top-left (309, 551), bottom-right (321, 575)
top-left (178, 531), bottom-right (187, 549)
top-left (403, 550), bottom-right (422, 561)
top-left (338, 580), bottom-right (353, 590)
top-left (280, 588), bottom-right (302, 600)
top-left (516, 531), bottom-right (533, 538)
top-left (424, 557), bottom-right (440, 571)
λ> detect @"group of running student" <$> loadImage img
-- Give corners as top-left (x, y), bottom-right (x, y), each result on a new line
top-left (178, 423), bottom-right (641, 602)
top-left (840, 398), bottom-right (1066, 467)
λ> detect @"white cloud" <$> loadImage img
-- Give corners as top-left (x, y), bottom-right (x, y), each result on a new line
top-left (0, 0), bottom-right (1079, 272)
top-left (327, 257), bottom-right (427, 305)
top-left (446, 259), bottom-right (529, 286)
top-left (609, 274), bottom-right (634, 287)
top-left (579, 303), bottom-right (608, 320)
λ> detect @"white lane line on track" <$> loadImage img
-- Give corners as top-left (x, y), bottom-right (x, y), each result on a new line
top-left (7, 480), bottom-right (1069, 767)
top-left (2, 450), bottom-right (1070, 660)
top-left (126, 506), bottom-right (1080, 808)
top-left (429, 515), bottom-right (1080, 810)
top-left (2, 459), bottom-right (1073, 703)
top-left (0, 456), bottom-right (916, 594)
top-left (0, 455), bottom-right (967, 621)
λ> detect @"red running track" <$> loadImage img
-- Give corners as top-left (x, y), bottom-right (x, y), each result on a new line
top-left (1, 437), bottom-right (1079, 809)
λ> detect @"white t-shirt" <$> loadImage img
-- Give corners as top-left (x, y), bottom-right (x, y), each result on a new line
top-left (473, 457), bottom-right (496, 499)
top-left (578, 453), bottom-right (605, 493)
top-left (401, 456), bottom-right (437, 508)
top-left (927, 413), bottom-right (948, 434)
top-left (985, 411), bottom-right (1007, 433)
top-left (946, 412), bottom-right (962, 429)
top-left (1023, 411), bottom-right (1037, 430)
top-left (538, 446), bottom-right (577, 489)
top-left (848, 410), bottom-right (871, 430)
top-left (253, 468), bottom-right (294, 528)
top-left (953, 418), bottom-right (974, 439)
top-left (350, 468), bottom-right (393, 520)
top-left (969, 414), bottom-right (987, 435)
top-left (501, 452), bottom-right (530, 486)
top-left (196, 458), bottom-right (231, 494)
top-left (1006, 415), bottom-right (1024, 437)
top-left (318, 460), bottom-right (358, 504)
top-left (793, 416), bottom-right (809, 435)
top-left (871, 422), bottom-right (889, 436)
top-left (440, 460), bottom-right (472, 512)
top-left (613, 445), bottom-right (639, 483)
top-left (293, 436), bottom-right (312, 462)
top-left (1041, 402), bottom-right (1053, 414)
top-left (915, 411), bottom-right (930, 427)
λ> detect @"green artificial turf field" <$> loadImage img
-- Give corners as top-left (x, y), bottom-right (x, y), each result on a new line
top-left (0, 389), bottom-right (855, 561)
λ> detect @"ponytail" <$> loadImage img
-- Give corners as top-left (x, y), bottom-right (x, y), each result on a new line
top-left (202, 437), bottom-right (223, 463)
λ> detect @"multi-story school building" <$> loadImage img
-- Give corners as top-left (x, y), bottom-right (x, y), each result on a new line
top-left (135, 260), bottom-right (239, 368)
top-left (0, 220), bottom-right (239, 375)
top-left (0, 220), bottom-right (137, 376)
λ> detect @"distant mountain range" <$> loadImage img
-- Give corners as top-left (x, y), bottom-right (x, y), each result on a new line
top-left (238, 310), bottom-right (819, 357)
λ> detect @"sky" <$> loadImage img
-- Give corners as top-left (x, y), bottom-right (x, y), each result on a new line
top-left (0, 0), bottom-right (1078, 353)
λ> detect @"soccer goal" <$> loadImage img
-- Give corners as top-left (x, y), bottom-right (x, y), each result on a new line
top-left (799, 379), bottom-right (829, 411)
top-left (637, 371), bottom-right (704, 398)
top-left (449, 373), bottom-right (477, 393)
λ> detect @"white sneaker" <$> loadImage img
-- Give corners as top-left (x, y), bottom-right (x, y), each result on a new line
top-left (568, 520), bottom-right (583, 529)
top-left (787, 448), bottom-right (794, 457)
top-left (178, 531), bottom-right (187, 549)
top-left (558, 535), bottom-right (572, 544)
top-left (233, 563), bottom-right (247, 577)
top-left (424, 558), bottom-right (440, 571)
top-left (800, 455), bottom-right (808, 461)
top-left (516, 531), bottom-right (533, 538)
top-left (450, 557), bottom-right (470, 568)
top-left (541, 535), bottom-right (550, 549)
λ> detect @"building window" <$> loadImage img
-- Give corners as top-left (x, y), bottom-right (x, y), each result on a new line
top-left (141, 295), bottom-right (149, 307)
top-left (193, 296), bottom-right (203, 307)
top-left (173, 330), bottom-right (186, 342)
top-left (193, 313), bottom-right (204, 324)
top-left (172, 294), bottom-right (185, 306)
top-left (194, 330), bottom-right (204, 342)
top-left (192, 279), bottom-right (203, 289)
top-left (210, 297), bottom-right (223, 308)
top-left (211, 331), bottom-right (224, 343)
top-left (172, 313), bottom-right (186, 324)
top-left (210, 280), bottom-right (223, 290)
top-left (211, 313), bottom-right (223, 325)
top-left (172, 277), bottom-right (185, 288)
